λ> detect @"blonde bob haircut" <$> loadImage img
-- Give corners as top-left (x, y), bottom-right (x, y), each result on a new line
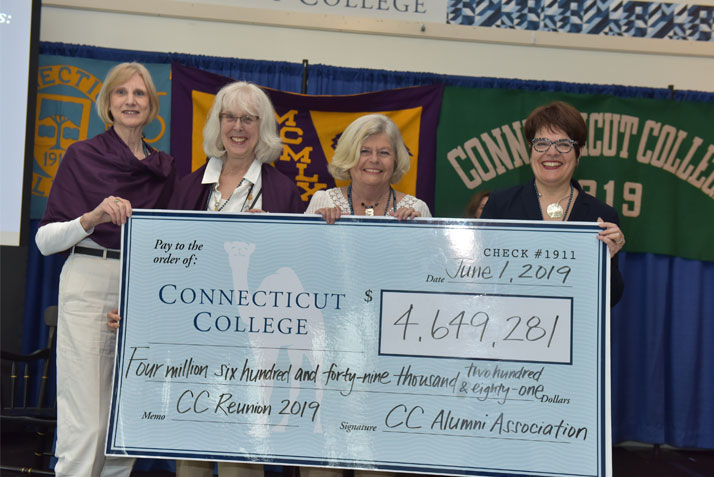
top-left (95, 62), bottom-right (159, 126)
top-left (203, 81), bottom-right (282, 163)
top-left (328, 114), bottom-right (410, 184)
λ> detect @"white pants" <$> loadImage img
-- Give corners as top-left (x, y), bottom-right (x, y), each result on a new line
top-left (176, 460), bottom-right (264, 477)
top-left (54, 253), bottom-right (134, 477)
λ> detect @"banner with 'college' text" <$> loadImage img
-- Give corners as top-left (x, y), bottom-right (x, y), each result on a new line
top-left (436, 87), bottom-right (714, 262)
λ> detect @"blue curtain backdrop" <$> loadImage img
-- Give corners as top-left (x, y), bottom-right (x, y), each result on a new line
top-left (26, 43), bottom-right (714, 456)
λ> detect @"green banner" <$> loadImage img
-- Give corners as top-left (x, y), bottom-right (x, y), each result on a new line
top-left (435, 87), bottom-right (714, 262)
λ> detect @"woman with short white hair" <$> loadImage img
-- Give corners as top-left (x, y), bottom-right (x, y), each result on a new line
top-left (170, 81), bottom-right (304, 215)
top-left (169, 80), bottom-right (304, 477)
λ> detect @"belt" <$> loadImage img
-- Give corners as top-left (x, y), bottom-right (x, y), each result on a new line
top-left (72, 246), bottom-right (120, 260)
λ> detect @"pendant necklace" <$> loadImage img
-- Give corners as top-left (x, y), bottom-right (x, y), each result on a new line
top-left (535, 182), bottom-right (574, 220)
top-left (363, 202), bottom-right (378, 216)
top-left (362, 195), bottom-right (380, 216)
top-left (347, 185), bottom-right (395, 216)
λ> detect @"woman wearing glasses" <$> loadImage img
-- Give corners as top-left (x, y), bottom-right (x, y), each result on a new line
top-left (170, 81), bottom-right (304, 215)
top-left (170, 81), bottom-right (303, 476)
top-left (480, 101), bottom-right (625, 305)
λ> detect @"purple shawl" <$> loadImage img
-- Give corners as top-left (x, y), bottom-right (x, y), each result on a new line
top-left (40, 127), bottom-right (176, 249)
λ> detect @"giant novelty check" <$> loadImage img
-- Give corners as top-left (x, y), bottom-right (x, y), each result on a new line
top-left (107, 211), bottom-right (612, 477)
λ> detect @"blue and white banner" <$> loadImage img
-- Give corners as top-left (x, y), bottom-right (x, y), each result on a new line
top-left (171, 0), bottom-right (713, 42)
top-left (108, 211), bottom-right (611, 477)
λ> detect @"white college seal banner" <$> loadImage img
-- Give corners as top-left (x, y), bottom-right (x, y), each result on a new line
top-left (107, 210), bottom-right (612, 477)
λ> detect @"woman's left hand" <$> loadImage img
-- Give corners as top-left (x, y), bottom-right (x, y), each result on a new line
top-left (597, 217), bottom-right (626, 257)
top-left (391, 207), bottom-right (422, 221)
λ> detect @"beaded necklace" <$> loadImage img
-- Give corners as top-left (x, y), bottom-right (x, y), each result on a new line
top-left (209, 179), bottom-right (256, 212)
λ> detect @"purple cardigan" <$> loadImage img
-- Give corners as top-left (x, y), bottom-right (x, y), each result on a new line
top-left (170, 162), bottom-right (306, 213)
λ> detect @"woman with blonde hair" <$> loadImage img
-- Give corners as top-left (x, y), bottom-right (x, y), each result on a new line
top-left (36, 62), bottom-right (176, 476)
top-left (306, 113), bottom-right (430, 222)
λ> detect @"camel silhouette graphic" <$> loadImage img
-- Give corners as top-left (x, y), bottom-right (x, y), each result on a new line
top-left (224, 241), bottom-right (325, 436)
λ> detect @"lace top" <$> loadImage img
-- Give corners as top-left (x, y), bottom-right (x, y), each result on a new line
top-left (305, 187), bottom-right (432, 217)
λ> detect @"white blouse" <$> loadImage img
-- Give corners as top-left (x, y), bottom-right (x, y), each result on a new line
top-left (203, 157), bottom-right (263, 213)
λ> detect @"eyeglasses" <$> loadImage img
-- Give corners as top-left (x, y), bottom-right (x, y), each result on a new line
top-left (531, 137), bottom-right (577, 153)
top-left (219, 113), bottom-right (259, 126)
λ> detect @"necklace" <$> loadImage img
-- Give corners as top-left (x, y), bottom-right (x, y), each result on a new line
top-left (131, 140), bottom-right (151, 159)
top-left (347, 185), bottom-right (396, 216)
top-left (362, 200), bottom-right (379, 216)
top-left (535, 182), bottom-right (574, 220)
top-left (211, 179), bottom-right (254, 212)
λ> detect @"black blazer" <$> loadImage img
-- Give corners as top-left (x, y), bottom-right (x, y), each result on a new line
top-left (481, 179), bottom-right (624, 306)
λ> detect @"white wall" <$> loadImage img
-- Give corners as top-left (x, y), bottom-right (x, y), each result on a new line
top-left (40, 1), bottom-right (714, 92)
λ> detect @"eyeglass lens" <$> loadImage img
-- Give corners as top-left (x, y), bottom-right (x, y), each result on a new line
top-left (532, 138), bottom-right (575, 153)
top-left (221, 113), bottom-right (258, 126)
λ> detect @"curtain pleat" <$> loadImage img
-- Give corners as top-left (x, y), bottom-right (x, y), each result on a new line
top-left (611, 253), bottom-right (714, 447)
